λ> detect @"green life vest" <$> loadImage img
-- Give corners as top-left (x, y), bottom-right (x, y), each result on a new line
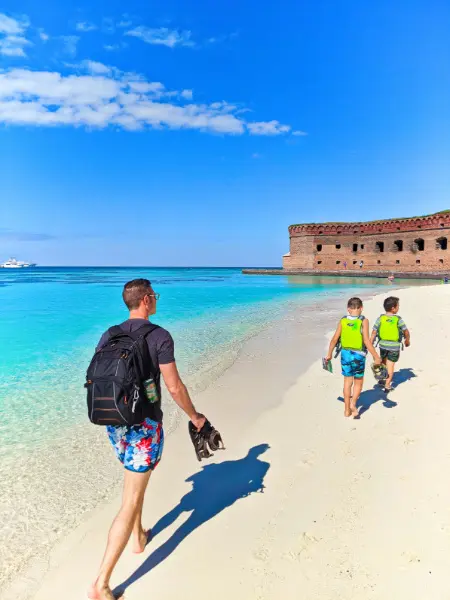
top-left (378, 314), bottom-right (401, 342)
top-left (340, 316), bottom-right (365, 351)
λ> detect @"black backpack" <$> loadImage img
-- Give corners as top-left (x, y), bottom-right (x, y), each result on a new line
top-left (85, 323), bottom-right (159, 426)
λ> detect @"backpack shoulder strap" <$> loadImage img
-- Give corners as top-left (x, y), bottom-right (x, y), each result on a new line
top-left (108, 325), bottom-right (125, 338)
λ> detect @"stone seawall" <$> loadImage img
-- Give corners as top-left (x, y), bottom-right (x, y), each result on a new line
top-left (242, 268), bottom-right (449, 280)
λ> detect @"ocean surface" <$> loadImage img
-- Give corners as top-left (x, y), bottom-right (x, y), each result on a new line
top-left (0, 267), bottom-right (420, 591)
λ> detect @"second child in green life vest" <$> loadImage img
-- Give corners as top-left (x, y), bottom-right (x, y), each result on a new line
top-left (327, 297), bottom-right (381, 418)
top-left (370, 296), bottom-right (411, 393)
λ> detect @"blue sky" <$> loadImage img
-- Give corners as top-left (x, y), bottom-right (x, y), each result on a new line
top-left (0, 0), bottom-right (449, 266)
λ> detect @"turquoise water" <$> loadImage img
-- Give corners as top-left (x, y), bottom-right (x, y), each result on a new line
top-left (0, 267), bottom-right (402, 588)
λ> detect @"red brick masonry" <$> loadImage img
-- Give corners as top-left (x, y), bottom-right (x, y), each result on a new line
top-left (282, 212), bottom-right (450, 273)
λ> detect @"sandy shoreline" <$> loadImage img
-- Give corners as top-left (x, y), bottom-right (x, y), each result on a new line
top-left (6, 283), bottom-right (450, 600)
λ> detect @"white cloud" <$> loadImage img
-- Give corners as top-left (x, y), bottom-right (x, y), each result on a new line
top-left (252, 153), bottom-right (262, 159)
top-left (246, 120), bottom-right (291, 136)
top-left (181, 89), bottom-right (193, 101)
top-left (0, 13), bottom-right (28, 35)
top-left (104, 44), bottom-right (120, 51)
top-left (81, 60), bottom-right (112, 75)
top-left (0, 64), bottom-right (295, 136)
top-left (75, 21), bottom-right (97, 32)
top-left (0, 13), bottom-right (31, 57)
top-left (61, 35), bottom-right (80, 57)
top-left (39, 30), bottom-right (49, 42)
top-left (125, 26), bottom-right (194, 48)
top-left (117, 20), bottom-right (132, 28)
top-left (292, 130), bottom-right (307, 136)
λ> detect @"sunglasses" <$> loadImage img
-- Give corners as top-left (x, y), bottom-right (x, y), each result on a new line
top-left (146, 292), bottom-right (160, 301)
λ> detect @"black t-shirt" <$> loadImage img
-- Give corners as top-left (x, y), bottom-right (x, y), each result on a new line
top-left (96, 318), bottom-right (175, 423)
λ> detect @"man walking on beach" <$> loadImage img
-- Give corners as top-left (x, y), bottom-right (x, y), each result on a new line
top-left (88, 279), bottom-right (207, 600)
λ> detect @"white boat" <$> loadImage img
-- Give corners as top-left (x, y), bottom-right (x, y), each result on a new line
top-left (0, 257), bottom-right (37, 268)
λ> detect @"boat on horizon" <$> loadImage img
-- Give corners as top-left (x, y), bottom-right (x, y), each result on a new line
top-left (0, 257), bottom-right (37, 268)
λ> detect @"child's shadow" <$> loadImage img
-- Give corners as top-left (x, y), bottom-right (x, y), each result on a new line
top-left (337, 389), bottom-right (396, 417)
top-left (337, 368), bottom-right (418, 417)
top-left (113, 444), bottom-right (271, 596)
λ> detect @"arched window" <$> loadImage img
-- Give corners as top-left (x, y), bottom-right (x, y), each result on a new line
top-left (335, 244), bottom-right (341, 250)
top-left (316, 244), bottom-right (323, 252)
top-left (412, 238), bottom-right (425, 252)
top-left (436, 237), bottom-right (448, 250)
top-left (394, 240), bottom-right (403, 252)
top-left (375, 241), bottom-right (384, 253)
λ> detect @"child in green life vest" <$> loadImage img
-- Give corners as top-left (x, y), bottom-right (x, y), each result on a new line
top-left (326, 297), bottom-right (381, 418)
top-left (370, 296), bottom-right (410, 393)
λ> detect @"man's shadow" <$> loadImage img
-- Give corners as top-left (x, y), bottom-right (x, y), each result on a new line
top-left (114, 444), bottom-right (270, 596)
top-left (337, 368), bottom-right (417, 417)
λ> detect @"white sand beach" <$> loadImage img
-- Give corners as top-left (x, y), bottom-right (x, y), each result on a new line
top-left (5, 284), bottom-right (450, 600)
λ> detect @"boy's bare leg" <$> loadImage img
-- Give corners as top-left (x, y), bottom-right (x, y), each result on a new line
top-left (350, 377), bottom-right (364, 416)
top-left (132, 493), bottom-right (149, 554)
top-left (385, 359), bottom-right (395, 390)
top-left (89, 469), bottom-right (152, 600)
top-left (343, 377), bottom-right (353, 417)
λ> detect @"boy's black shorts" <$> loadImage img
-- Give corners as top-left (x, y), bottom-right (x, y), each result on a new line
top-left (380, 348), bottom-right (400, 363)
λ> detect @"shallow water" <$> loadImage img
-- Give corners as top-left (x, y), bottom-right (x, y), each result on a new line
top-left (0, 267), bottom-right (423, 590)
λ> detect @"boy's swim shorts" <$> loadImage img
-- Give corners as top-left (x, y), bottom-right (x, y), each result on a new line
top-left (107, 418), bottom-right (164, 473)
top-left (341, 349), bottom-right (366, 379)
top-left (380, 348), bottom-right (400, 363)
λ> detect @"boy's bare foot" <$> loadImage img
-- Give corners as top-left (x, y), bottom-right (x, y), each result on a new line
top-left (88, 583), bottom-right (120, 599)
top-left (132, 528), bottom-right (150, 554)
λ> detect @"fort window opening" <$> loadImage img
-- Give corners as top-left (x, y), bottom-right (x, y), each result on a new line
top-left (361, 244), bottom-right (365, 250)
top-left (396, 260), bottom-right (400, 264)
top-left (316, 244), bottom-right (323, 252)
top-left (352, 243), bottom-right (358, 252)
top-left (413, 238), bottom-right (425, 252)
top-left (319, 231), bottom-right (323, 235)
top-left (418, 225), bottom-right (422, 229)
top-left (336, 261), bottom-right (341, 265)
top-left (441, 223), bottom-right (445, 228)
top-left (394, 240), bottom-right (403, 252)
top-left (375, 241), bottom-right (385, 253)
top-left (416, 259), bottom-right (421, 264)
top-left (353, 260), bottom-right (357, 265)
top-left (437, 237), bottom-right (448, 250)
top-left (377, 260), bottom-right (381, 264)
top-left (317, 261), bottom-right (322, 265)
top-left (335, 244), bottom-right (341, 250)
top-left (440, 259), bottom-right (444, 264)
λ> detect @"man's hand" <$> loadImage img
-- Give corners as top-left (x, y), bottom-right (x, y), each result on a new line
top-left (191, 413), bottom-right (206, 432)
top-left (405, 340), bottom-right (411, 348)
top-left (373, 355), bottom-right (382, 365)
top-left (325, 354), bottom-right (332, 362)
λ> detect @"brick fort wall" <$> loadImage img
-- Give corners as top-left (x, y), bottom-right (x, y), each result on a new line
top-left (282, 212), bottom-right (450, 273)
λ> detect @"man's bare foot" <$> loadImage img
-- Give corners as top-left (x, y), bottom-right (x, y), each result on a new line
top-left (344, 409), bottom-right (352, 417)
top-left (132, 528), bottom-right (150, 554)
top-left (88, 582), bottom-right (120, 600)
top-left (350, 406), bottom-right (360, 419)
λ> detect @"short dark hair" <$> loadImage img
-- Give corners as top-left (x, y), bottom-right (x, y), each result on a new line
top-left (384, 296), bottom-right (399, 312)
top-left (347, 297), bottom-right (363, 309)
top-left (122, 278), bottom-right (152, 310)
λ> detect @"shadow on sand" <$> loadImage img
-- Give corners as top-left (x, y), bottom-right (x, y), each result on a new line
top-left (337, 367), bottom-right (417, 418)
top-left (113, 444), bottom-right (270, 597)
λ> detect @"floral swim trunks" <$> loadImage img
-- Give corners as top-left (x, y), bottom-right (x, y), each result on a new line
top-left (341, 349), bottom-right (366, 379)
top-left (107, 418), bottom-right (164, 473)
